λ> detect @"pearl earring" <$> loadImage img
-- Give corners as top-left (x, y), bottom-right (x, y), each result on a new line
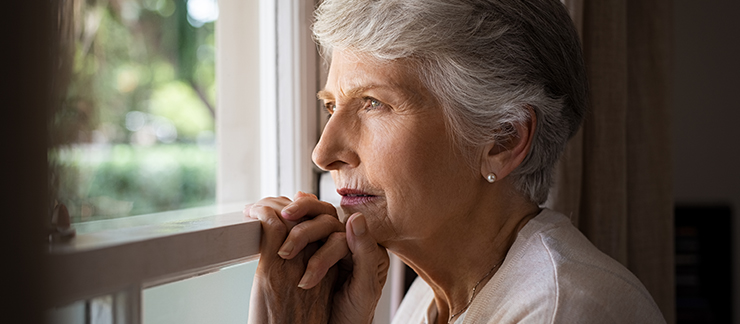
top-left (486, 173), bottom-right (496, 183)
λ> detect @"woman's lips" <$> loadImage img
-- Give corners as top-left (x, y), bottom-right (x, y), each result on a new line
top-left (337, 188), bottom-right (378, 206)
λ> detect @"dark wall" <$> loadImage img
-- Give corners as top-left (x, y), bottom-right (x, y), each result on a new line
top-left (2, 2), bottom-right (53, 323)
top-left (672, 1), bottom-right (740, 322)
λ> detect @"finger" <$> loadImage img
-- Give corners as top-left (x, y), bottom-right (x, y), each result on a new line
top-left (246, 196), bottom-right (306, 230)
top-left (250, 205), bottom-right (289, 255)
top-left (346, 213), bottom-right (390, 291)
top-left (293, 191), bottom-right (318, 201)
top-left (298, 232), bottom-right (349, 289)
top-left (244, 196), bottom-right (293, 219)
top-left (243, 203), bottom-right (254, 218)
top-left (256, 196), bottom-right (293, 212)
top-left (282, 195), bottom-right (338, 221)
top-left (278, 214), bottom-right (345, 259)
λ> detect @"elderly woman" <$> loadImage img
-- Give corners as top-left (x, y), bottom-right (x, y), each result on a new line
top-left (245, 0), bottom-right (666, 323)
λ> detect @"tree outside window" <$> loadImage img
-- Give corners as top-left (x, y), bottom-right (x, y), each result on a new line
top-left (51, 0), bottom-right (220, 222)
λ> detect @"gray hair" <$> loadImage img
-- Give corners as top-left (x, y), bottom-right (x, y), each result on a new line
top-left (313, 0), bottom-right (587, 204)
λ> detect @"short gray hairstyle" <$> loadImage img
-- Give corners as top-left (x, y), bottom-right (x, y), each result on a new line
top-left (313, 0), bottom-right (587, 204)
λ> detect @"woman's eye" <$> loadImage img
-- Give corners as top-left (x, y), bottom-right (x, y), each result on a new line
top-left (325, 102), bottom-right (336, 116)
top-left (370, 99), bottom-right (381, 109)
top-left (365, 98), bottom-right (385, 111)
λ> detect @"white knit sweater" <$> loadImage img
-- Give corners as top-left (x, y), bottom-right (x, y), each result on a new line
top-left (391, 209), bottom-right (666, 324)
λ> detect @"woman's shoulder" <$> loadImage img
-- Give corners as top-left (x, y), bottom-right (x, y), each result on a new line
top-left (464, 209), bottom-right (666, 323)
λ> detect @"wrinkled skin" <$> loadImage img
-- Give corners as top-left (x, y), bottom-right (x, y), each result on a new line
top-left (247, 199), bottom-right (337, 323)
top-left (245, 193), bottom-right (389, 324)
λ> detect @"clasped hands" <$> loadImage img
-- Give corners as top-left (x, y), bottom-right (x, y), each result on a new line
top-left (244, 192), bottom-right (390, 324)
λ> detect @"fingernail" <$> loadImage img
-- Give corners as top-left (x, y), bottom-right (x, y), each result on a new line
top-left (278, 240), bottom-right (294, 257)
top-left (297, 271), bottom-right (313, 289)
top-left (282, 204), bottom-right (297, 217)
top-left (352, 214), bottom-right (366, 236)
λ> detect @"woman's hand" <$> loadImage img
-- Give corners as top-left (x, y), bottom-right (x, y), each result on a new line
top-left (246, 193), bottom-right (390, 324)
top-left (246, 196), bottom-right (338, 324)
top-left (327, 213), bottom-right (390, 324)
top-left (279, 194), bottom-right (391, 324)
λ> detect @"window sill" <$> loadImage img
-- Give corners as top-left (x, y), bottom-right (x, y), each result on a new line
top-left (48, 203), bottom-right (261, 308)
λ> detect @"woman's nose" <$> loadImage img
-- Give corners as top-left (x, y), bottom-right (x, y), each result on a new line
top-left (312, 114), bottom-right (359, 171)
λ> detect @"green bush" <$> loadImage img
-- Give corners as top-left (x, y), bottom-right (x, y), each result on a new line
top-left (52, 144), bottom-right (216, 222)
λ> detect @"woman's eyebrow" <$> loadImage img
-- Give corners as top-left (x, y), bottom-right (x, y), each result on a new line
top-left (317, 90), bottom-right (334, 100)
top-left (318, 84), bottom-right (398, 101)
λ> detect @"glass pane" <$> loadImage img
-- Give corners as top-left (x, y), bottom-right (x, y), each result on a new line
top-left (143, 261), bottom-right (257, 324)
top-left (89, 295), bottom-right (114, 324)
top-left (51, 0), bottom-right (218, 223)
top-left (45, 300), bottom-right (86, 324)
top-left (45, 295), bottom-right (115, 324)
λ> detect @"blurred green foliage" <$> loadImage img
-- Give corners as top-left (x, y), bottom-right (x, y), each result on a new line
top-left (52, 144), bottom-right (216, 222)
top-left (51, 0), bottom-right (218, 222)
top-left (149, 80), bottom-right (213, 138)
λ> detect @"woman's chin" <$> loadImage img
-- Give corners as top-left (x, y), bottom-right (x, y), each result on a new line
top-left (340, 197), bottom-right (385, 216)
top-left (340, 200), bottom-right (391, 243)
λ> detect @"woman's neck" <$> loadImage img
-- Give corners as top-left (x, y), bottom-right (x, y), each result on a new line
top-left (388, 189), bottom-right (540, 324)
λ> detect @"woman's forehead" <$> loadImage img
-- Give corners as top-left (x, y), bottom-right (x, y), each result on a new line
top-left (319, 50), bottom-right (425, 101)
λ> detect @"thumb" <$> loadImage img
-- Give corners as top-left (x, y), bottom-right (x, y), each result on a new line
top-left (346, 213), bottom-right (389, 293)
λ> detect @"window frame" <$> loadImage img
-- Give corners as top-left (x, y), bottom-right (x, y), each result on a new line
top-left (48, 209), bottom-right (261, 324)
top-left (47, 0), bottom-right (400, 322)
top-left (47, 0), bottom-right (282, 318)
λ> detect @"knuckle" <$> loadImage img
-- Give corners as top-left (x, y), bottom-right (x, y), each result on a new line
top-left (297, 196), bottom-right (337, 214)
top-left (249, 204), bottom-right (266, 215)
top-left (326, 233), bottom-right (349, 254)
top-left (255, 197), bottom-right (277, 205)
top-left (258, 196), bottom-right (288, 204)
top-left (295, 195), bottom-right (313, 203)
top-left (298, 192), bottom-right (319, 200)
top-left (358, 240), bottom-right (378, 254)
top-left (319, 202), bottom-right (339, 216)
top-left (289, 225), bottom-right (308, 242)
top-left (263, 215), bottom-right (287, 233)
top-left (294, 196), bottom-right (316, 210)
top-left (327, 231), bottom-right (347, 241)
top-left (291, 221), bottom-right (305, 232)
top-left (316, 214), bottom-right (342, 229)
top-left (306, 255), bottom-right (327, 272)
top-left (314, 214), bottom-right (331, 226)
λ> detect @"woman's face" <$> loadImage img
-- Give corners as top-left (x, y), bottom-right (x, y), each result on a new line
top-left (313, 50), bottom-right (484, 247)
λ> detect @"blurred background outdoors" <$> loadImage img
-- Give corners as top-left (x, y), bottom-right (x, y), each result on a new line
top-left (50, 0), bottom-right (220, 222)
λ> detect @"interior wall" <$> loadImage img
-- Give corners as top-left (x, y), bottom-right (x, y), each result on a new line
top-left (3, 2), bottom-right (54, 323)
top-left (672, 1), bottom-right (740, 322)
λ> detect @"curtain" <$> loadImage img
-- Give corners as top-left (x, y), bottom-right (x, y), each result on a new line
top-left (550, 0), bottom-right (675, 322)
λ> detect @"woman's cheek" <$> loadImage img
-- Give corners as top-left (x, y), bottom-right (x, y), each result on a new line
top-left (366, 199), bottom-right (395, 244)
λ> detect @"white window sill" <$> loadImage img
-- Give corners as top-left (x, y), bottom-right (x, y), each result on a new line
top-left (48, 203), bottom-right (260, 309)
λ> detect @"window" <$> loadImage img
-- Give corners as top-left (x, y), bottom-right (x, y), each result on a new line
top-left (47, 0), bottom-right (263, 323)
top-left (46, 1), bottom-right (400, 323)
top-left (46, 0), bottom-right (315, 323)
top-left (51, 0), bottom-right (219, 223)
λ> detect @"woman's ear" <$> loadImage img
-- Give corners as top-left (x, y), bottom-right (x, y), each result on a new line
top-left (479, 106), bottom-right (537, 181)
